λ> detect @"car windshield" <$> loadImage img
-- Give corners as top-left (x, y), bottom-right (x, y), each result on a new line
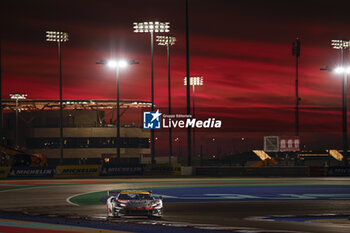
top-left (118, 193), bottom-right (153, 200)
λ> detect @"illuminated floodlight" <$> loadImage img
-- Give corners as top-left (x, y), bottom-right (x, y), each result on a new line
top-left (156, 35), bottom-right (176, 46)
top-left (133, 22), bottom-right (170, 33)
top-left (107, 60), bottom-right (117, 68)
top-left (10, 93), bottom-right (27, 100)
top-left (331, 39), bottom-right (350, 49)
top-left (118, 60), bottom-right (128, 68)
top-left (46, 31), bottom-right (69, 42)
top-left (334, 67), bottom-right (345, 74)
top-left (334, 66), bottom-right (350, 74)
top-left (184, 76), bottom-right (204, 86)
top-left (107, 60), bottom-right (128, 68)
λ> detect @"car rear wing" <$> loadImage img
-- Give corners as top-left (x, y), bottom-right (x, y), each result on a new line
top-left (107, 190), bottom-right (120, 196)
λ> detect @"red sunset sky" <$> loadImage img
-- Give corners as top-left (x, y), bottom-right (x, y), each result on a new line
top-left (1, 0), bottom-right (350, 156)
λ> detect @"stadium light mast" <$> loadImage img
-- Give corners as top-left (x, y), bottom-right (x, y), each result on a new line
top-left (292, 37), bottom-right (301, 136)
top-left (332, 39), bottom-right (350, 166)
top-left (156, 35), bottom-right (176, 164)
top-left (46, 31), bottom-right (69, 165)
top-left (133, 21), bottom-right (170, 164)
top-left (10, 93), bottom-right (27, 149)
top-left (96, 59), bottom-right (138, 162)
top-left (184, 76), bottom-right (204, 163)
top-left (0, 41), bottom-right (2, 143)
top-left (185, 0), bottom-right (192, 166)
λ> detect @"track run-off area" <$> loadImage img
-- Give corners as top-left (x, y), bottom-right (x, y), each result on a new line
top-left (1, 177), bottom-right (350, 233)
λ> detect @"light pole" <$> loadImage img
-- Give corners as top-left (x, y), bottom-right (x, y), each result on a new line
top-left (0, 41), bottom-right (2, 143)
top-left (46, 31), bottom-right (69, 165)
top-left (133, 21), bottom-right (170, 164)
top-left (292, 37), bottom-right (301, 136)
top-left (156, 35), bottom-right (176, 164)
top-left (10, 93), bottom-right (27, 149)
top-left (331, 39), bottom-right (350, 166)
top-left (184, 76), bottom-right (204, 163)
top-left (185, 0), bottom-right (192, 166)
top-left (97, 59), bottom-right (138, 163)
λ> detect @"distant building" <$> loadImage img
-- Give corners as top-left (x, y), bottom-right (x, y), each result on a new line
top-left (2, 99), bottom-right (151, 165)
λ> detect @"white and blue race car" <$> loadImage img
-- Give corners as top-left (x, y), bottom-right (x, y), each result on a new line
top-left (107, 190), bottom-right (163, 218)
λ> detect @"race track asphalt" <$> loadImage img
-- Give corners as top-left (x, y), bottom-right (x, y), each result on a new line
top-left (0, 177), bottom-right (350, 233)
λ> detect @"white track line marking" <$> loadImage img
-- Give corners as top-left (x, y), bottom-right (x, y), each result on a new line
top-left (66, 190), bottom-right (106, 206)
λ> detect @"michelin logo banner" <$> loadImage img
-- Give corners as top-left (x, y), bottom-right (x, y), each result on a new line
top-left (55, 165), bottom-right (101, 178)
top-left (8, 167), bottom-right (55, 177)
top-left (100, 165), bottom-right (143, 176)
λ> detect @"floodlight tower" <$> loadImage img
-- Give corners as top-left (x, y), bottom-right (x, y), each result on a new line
top-left (46, 31), bottom-right (69, 164)
top-left (184, 76), bottom-right (204, 163)
top-left (332, 39), bottom-right (350, 166)
top-left (9, 93), bottom-right (27, 149)
top-left (133, 22), bottom-right (170, 164)
top-left (156, 35), bottom-right (176, 164)
top-left (185, 0), bottom-right (192, 166)
top-left (96, 59), bottom-right (138, 162)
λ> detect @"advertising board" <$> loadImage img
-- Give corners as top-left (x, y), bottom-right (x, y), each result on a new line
top-left (100, 165), bottom-right (143, 176)
top-left (55, 165), bottom-right (101, 178)
top-left (8, 167), bottom-right (55, 177)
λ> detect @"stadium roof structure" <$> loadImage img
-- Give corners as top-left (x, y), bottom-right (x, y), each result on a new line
top-left (1, 99), bottom-right (152, 111)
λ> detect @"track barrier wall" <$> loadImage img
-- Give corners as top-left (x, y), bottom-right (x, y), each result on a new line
top-left (100, 165), bottom-right (143, 176)
top-left (0, 165), bottom-right (349, 178)
top-left (0, 167), bottom-right (10, 178)
top-left (55, 165), bottom-right (101, 178)
top-left (144, 163), bottom-right (182, 175)
top-left (308, 166), bottom-right (327, 177)
top-left (328, 166), bottom-right (350, 176)
top-left (8, 167), bottom-right (55, 178)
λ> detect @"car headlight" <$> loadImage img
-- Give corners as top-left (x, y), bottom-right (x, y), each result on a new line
top-left (117, 202), bottom-right (126, 207)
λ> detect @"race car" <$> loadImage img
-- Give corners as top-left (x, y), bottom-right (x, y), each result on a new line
top-left (106, 190), bottom-right (163, 218)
